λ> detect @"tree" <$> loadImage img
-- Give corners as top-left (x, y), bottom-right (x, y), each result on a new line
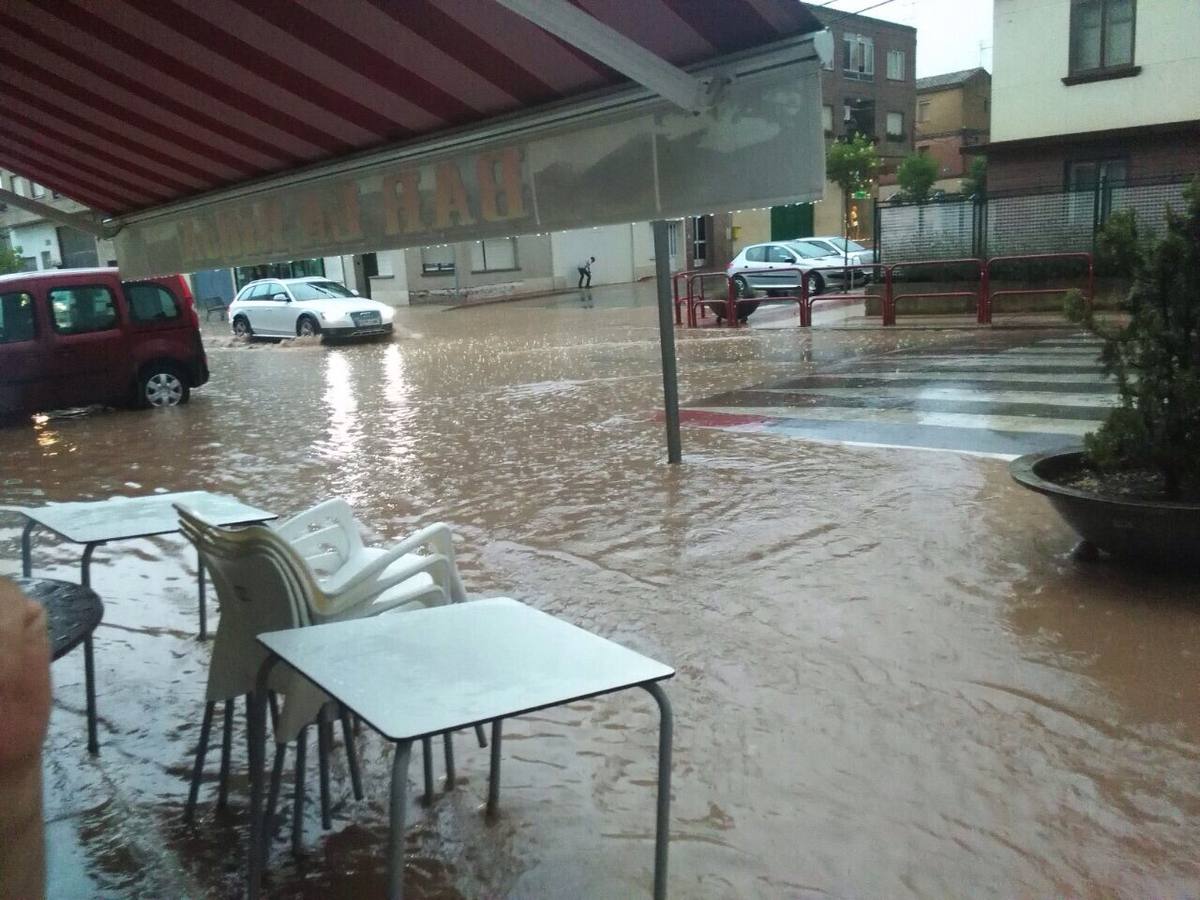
top-left (1068, 177), bottom-right (1200, 498)
top-left (962, 156), bottom-right (987, 199)
top-left (825, 134), bottom-right (880, 278)
top-left (0, 237), bottom-right (23, 275)
top-left (896, 152), bottom-right (939, 203)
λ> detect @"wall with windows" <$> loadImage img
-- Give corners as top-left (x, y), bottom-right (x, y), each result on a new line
top-left (992, 0), bottom-right (1200, 142)
top-left (404, 234), bottom-right (554, 304)
top-left (9, 222), bottom-right (60, 270)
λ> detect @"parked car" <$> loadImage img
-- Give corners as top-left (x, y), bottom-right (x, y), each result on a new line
top-left (0, 267), bottom-right (209, 419)
top-left (802, 236), bottom-right (877, 268)
top-left (721, 240), bottom-right (849, 321)
top-left (228, 277), bottom-right (394, 340)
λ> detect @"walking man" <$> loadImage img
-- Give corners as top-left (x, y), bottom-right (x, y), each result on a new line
top-left (577, 256), bottom-right (595, 289)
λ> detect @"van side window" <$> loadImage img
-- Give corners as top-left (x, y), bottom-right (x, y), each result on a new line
top-left (124, 283), bottom-right (181, 323)
top-left (48, 285), bottom-right (119, 335)
top-left (0, 291), bottom-right (37, 344)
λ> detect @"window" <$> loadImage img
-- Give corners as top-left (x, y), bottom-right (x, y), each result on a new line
top-left (124, 283), bottom-right (181, 323)
top-left (844, 97), bottom-right (876, 138)
top-left (262, 282), bottom-right (286, 300)
top-left (767, 245), bottom-right (795, 263)
top-left (1070, 0), bottom-right (1135, 74)
top-left (421, 245), bottom-right (455, 275)
top-left (470, 237), bottom-right (518, 272)
top-left (886, 49), bottom-right (905, 81)
top-left (886, 112), bottom-right (905, 141)
top-left (48, 285), bottom-right (118, 334)
top-left (10, 176), bottom-right (28, 197)
top-left (31, 182), bottom-right (45, 199)
top-left (842, 33), bottom-right (874, 79)
top-left (917, 100), bottom-right (930, 124)
top-left (0, 291), bottom-right (36, 344)
top-left (1067, 158), bottom-right (1127, 222)
top-left (822, 104), bottom-right (834, 135)
top-left (289, 281), bottom-right (356, 300)
top-left (690, 216), bottom-right (708, 264)
top-left (745, 246), bottom-right (767, 263)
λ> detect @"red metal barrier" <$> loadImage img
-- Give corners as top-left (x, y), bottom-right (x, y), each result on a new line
top-left (686, 272), bottom-right (729, 326)
top-left (982, 252), bottom-right (1094, 324)
top-left (798, 264), bottom-right (880, 326)
top-left (672, 269), bottom-right (708, 326)
top-left (883, 258), bottom-right (985, 326)
top-left (724, 267), bottom-right (810, 326)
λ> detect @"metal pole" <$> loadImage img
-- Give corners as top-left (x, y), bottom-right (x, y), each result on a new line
top-left (652, 220), bottom-right (682, 465)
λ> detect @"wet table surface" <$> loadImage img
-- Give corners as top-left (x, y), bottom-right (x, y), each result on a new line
top-left (258, 597), bottom-right (675, 739)
top-left (17, 576), bottom-right (103, 660)
top-left (12, 490), bottom-right (275, 544)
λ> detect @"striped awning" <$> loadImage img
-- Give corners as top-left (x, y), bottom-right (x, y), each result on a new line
top-left (0, 0), bottom-right (822, 218)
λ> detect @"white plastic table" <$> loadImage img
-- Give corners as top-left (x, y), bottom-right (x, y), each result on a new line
top-left (14, 491), bottom-right (276, 641)
top-left (248, 597), bottom-right (675, 900)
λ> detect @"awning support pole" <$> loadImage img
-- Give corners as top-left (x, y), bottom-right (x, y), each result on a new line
top-left (652, 220), bottom-right (682, 464)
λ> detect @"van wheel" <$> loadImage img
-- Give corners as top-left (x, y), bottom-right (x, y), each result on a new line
top-left (232, 315), bottom-right (253, 337)
top-left (297, 316), bottom-right (320, 337)
top-left (138, 364), bottom-right (189, 408)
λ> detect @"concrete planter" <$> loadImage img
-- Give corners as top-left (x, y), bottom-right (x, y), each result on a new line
top-left (1010, 450), bottom-right (1200, 568)
top-left (864, 277), bottom-right (1130, 317)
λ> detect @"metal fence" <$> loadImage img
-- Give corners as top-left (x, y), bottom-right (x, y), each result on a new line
top-left (877, 175), bottom-right (1192, 264)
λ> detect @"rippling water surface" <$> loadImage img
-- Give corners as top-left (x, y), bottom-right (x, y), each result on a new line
top-left (3, 285), bottom-right (1198, 898)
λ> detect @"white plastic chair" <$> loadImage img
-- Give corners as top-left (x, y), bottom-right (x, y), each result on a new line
top-left (273, 498), bottom-right (466, 621)
top-left (179, 505), bottom-right (349, 854)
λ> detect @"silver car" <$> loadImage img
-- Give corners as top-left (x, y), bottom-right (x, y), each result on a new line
top-left (726, 240), bottom-right (849, 298)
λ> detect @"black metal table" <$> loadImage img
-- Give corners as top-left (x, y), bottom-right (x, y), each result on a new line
top-left (17, 577), bottom-right (104, 754)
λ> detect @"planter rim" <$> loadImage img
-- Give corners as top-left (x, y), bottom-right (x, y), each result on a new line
top-left (1009, 448), bottom-right (1200, 510)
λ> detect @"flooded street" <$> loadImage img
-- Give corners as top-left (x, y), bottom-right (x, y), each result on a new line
top-left (2, 283), bottom-right (1198, 898)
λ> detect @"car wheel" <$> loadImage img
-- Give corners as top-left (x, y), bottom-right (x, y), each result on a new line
top-left (733, 276), bottom-right (753, 298)
top-left (297, 315), bottom-right (320, 338)
top-left (232, 315), bottom-right (253, 338)
top-left (137, 364), bottom-right (189, 408)
top-left (810, 273), bottom-right (826, 296)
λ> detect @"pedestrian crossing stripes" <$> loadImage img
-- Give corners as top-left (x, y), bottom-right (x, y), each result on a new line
top-left (683, 335), bottom-right (1114, 459)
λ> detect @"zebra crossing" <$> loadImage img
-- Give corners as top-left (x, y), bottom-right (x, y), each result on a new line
top-left (682, 335), bottom-right (1115, 459)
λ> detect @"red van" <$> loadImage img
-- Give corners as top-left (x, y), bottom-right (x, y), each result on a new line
top-left (0, 267), bottom-right (209, 418)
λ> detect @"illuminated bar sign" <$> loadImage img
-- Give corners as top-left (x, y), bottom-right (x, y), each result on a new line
top-left (114, 63), bottom-right (824, 278)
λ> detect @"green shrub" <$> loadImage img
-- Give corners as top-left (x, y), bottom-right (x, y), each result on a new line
top-left (1093, 209), bottom-right (1141, 278)
top-left (1069, 178), bottom-right (1200, 498)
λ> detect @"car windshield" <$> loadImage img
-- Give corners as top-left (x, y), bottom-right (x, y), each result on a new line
top-left (787, 241), bottom-right (833, 259)
top-left (288, 281), bottom-right (356, 301)
top-left (825, 238), bottom-right (867, 253)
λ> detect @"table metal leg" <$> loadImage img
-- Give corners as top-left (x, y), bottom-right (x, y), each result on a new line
top-left (83, 634), bottom-right (99, 755)
top-left (293, 726), bottom-right (308, 858)
top-left (340, 707), bottom-right (364, 801)
top-left (487, 719), bottom-right (502, 818)
top-left (388, 740), bottom-right (413, 900)
top-left (20, 519), bottom-right (34, 577)
top-left (421, 736), bottom-right (434, 804)
top-left (443, 733), bottom-right (455, 791)
top-left (643, 683), bottom-right (674, 900)
top-left (197, 553), bottom-right (208, 640)
top-left (80, 542), bottom-right (97, 588)
top-left (318, 712), bottom-right (333, 829)
top-left (247, 657), bottom-right (278, 900)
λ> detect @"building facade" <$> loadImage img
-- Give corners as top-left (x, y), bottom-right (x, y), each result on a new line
top-left (0, 170), bottom-right (116, 270)
top-left (720, 8), bottom-right (916, 258)
top-left (987, 0), bottom-right (1200, 193)
top-left (912, 68), bottom-right (991, 194)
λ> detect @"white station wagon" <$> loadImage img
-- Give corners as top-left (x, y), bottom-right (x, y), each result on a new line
top-left (228, 277), bottom-right (394, 340)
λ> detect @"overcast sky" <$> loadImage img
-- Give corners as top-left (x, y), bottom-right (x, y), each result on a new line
top-left (814, 0), bottom-right (995, 77)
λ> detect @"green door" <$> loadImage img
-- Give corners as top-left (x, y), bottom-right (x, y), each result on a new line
top-left (770, 203), bottom-right (814, 241)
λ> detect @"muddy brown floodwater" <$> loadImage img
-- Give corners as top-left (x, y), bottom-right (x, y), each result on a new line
top-left (2, 283), bottom-right (1198, 899)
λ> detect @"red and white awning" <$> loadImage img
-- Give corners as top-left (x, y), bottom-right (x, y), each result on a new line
top-left (0, 0), bottom-right (823, 219)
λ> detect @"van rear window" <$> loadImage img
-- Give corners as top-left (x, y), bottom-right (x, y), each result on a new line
top-left (0, 291), bottom-right (36, 344)
top-left (48, 286), bottom-right (119, 334)
top-left (124, 282), bottom-right (181, 323)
